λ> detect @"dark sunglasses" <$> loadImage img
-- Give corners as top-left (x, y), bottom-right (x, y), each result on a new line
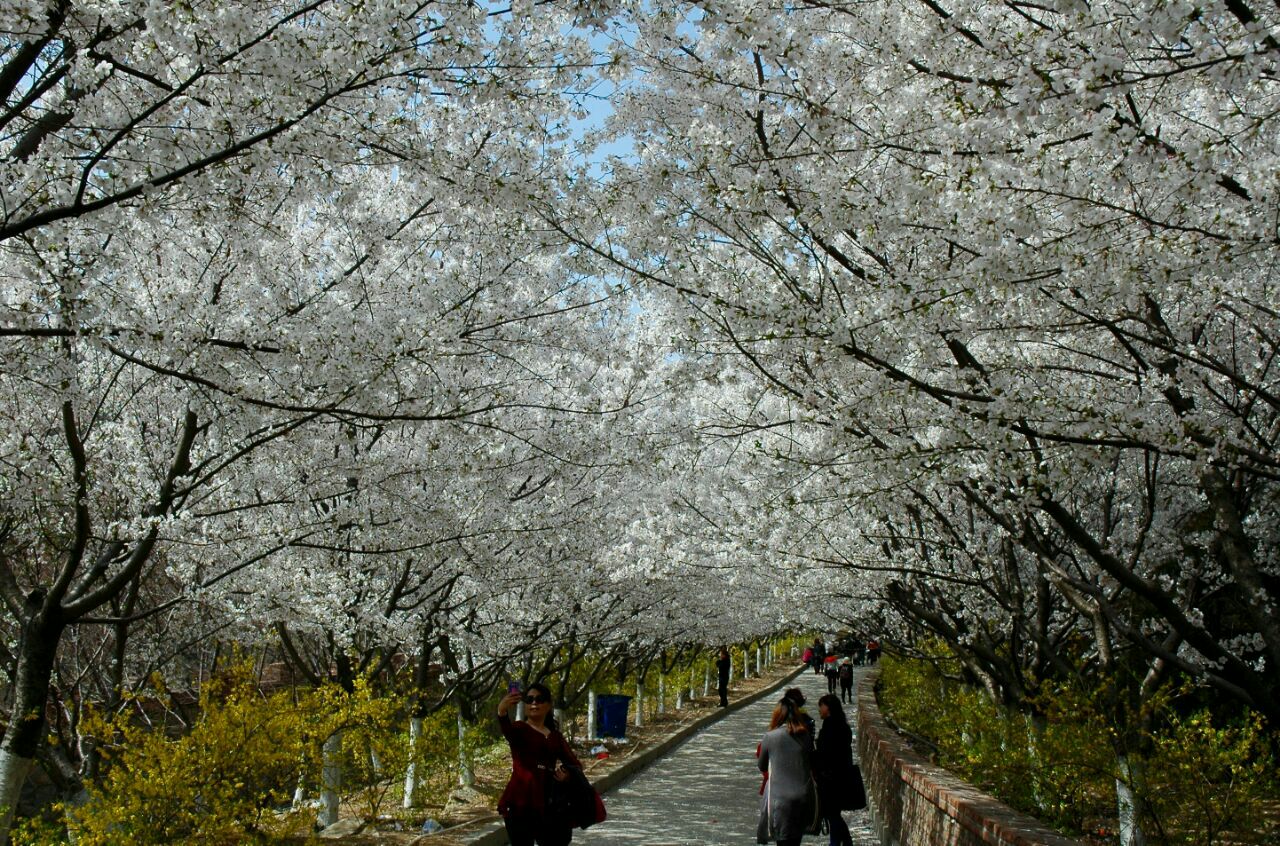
top-left (523, 694), bottom-right (549, 705)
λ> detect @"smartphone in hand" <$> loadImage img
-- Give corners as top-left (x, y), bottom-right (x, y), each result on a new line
top-left (508, 680), bottom-right (522, 695)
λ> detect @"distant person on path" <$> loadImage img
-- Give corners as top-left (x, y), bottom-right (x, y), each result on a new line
top-left (823, 657), bottom-right (839, 694)
top-left (497, 682), bottom-right (581, 846)
top-left (717, 647), bottom-right (732, 708)
top-left (815, 694), bottom-right (864, 846)
top-left (838, 661), bottom-right (854, 704)
top-left (865, 639), bottom-right (880, 665)
top-left (810, 637), bottom-right (825, 674)
top-left (757, 698), bottom-right (818, 846)
top-left (850, 639), bottom-right (865, 666)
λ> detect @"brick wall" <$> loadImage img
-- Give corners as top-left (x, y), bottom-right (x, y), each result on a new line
top-left (855, 669), bottom-right (1083, 846)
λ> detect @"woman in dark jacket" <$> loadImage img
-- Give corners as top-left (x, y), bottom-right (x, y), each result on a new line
top-left (497, 682), bottom-right (583, 846)
top-left (815, 694), bottom-right (861, 846)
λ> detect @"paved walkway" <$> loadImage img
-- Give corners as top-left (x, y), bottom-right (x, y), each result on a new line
top-left (572, 665), bottom-right (878, 846)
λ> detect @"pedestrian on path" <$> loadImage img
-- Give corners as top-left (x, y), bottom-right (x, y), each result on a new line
top-left (497, 682), bottom-right (581, 846)
top-left (810, 637), bottom-right (825, 674)
top-left (756, 698), bottom-right (818, 846)
top-left (815, 694), bottom-right (865, 846)
top-left (838, 661), bottom-right (853, 704)
top-left (717, 647), bottom-right (732, 707)
top-left (783, 687), bottom-right (816, 737)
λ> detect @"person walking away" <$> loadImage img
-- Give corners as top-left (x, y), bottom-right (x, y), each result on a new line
top-left (865, 639), bottom-right (880, 665)
top-left (782, 687), bottom-right (816, 736)
top-left (497, 682), bottom-right (582, 846)
top-left (716, 647), bottom-right (732, 707)
top-left (811, 637), bottom-right (825, 674)
top-left (838, 661), bottom-right (854, 704)
top-left (850, 640), bottom-right (865, 667)
top-left (757, 698), bottom-right (818, 846)
top-left (823, 657), bottom-right (839, 695)
top-left (815, 694), bottom-right (865, 846)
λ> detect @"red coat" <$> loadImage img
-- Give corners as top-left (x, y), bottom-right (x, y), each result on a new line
top-left (497, 714), bottom-right (583, 818)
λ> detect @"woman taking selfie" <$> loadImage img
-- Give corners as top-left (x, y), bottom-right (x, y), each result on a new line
top-left (497, 682), bottom-right (582, 846)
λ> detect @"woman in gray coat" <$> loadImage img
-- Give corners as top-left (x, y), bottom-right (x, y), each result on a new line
top-left (756, 698), bottom-right (817, 845)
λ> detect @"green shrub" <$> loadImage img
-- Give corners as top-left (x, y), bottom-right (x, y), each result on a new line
top-left (878, 653), bottom-right (1277, 845)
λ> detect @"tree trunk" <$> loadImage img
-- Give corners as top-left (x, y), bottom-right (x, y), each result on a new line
top-left (456, 713), bottom-right (474, 787)
top-left (0, 605), bottom-right (64, 846)
top-left (318, 731), bottom-right (343, 828)
top-left (1115, 753), bottom-right (1146, 846)
top-left (403, 716), bottom-right (424, 809)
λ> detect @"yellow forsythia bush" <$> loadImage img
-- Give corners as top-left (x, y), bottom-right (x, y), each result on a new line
top-left (60, 666), bottom-right (319, 846)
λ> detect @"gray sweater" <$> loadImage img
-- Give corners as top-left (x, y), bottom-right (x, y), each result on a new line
top-left (756, 726), bottom-right (816, 843)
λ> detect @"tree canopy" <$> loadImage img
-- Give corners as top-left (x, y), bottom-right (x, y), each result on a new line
top-left (2, 0), bottom-right (1278, 841)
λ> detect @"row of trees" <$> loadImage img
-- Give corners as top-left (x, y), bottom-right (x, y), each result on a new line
top-left (0, 2), bottom-right (812, 841)
top-left (3, 0), bottom-right (1277, 843)
top-left (553, 0), bottom-right (1279, 842)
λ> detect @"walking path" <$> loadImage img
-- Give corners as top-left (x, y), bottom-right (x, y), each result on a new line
top-left (572, 664), bottom-right (878, 846)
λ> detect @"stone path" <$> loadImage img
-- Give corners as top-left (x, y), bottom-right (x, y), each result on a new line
top-left (572, 665), bottom-right (878, 846)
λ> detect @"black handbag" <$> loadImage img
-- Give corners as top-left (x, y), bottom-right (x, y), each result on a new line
top-left (545, 764), bottom-right (606, 830)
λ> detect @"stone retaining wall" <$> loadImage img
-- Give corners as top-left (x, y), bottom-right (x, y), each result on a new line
top-left (856, 669), bottom-right (1083, 846)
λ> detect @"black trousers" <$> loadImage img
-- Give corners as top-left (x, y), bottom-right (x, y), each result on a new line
top-left (503, 813), bottom-right (571, 846)
top-left (718, 680), bottom-right (729, 706)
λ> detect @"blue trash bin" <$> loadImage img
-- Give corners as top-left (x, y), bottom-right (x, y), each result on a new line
top-left (596, 694), bottom-right (631, 739)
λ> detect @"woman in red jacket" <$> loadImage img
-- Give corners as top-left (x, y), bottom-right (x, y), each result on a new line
top-left (497, 681), bottom-right (582, 846)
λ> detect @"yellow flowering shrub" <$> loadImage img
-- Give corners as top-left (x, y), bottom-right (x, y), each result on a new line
top-left (51, 665), bottom-right (317, 846)
top-left (12, 665), bottom-right (472, 845)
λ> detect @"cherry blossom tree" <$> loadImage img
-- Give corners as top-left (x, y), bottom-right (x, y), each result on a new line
top-left (0, 1), bottom-right (630, 837)
top-left (558, 2), bottom-right (1279, 838)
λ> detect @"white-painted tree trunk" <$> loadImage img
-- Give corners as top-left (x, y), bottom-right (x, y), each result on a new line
top-left (703, 665), bottom-right (710, 697)
top-left (634, 682), bottom-right (644, 728)
top-left (658, 674), bottom-right (666, 714)
top-left (0, 750), bottom-right (35, 846)
top-left (457, 713), bottom-right (475, 787)
top-left (742, 650), bottom-right (749, 680)
top-left (755, 647), bottom-right (762, 675)
top-left (587, 691), bottom-right (598, 740)
top-left (1116, 754), bottom-right (1146, 846)
top-left (675, 685), bottom-right (684, 710)
top-left (319, 731), bottom-right (343, 828)
top-left (553, 706), bottom-right (567, 736)
top-left (403, 716), bottom-right (424, 809)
